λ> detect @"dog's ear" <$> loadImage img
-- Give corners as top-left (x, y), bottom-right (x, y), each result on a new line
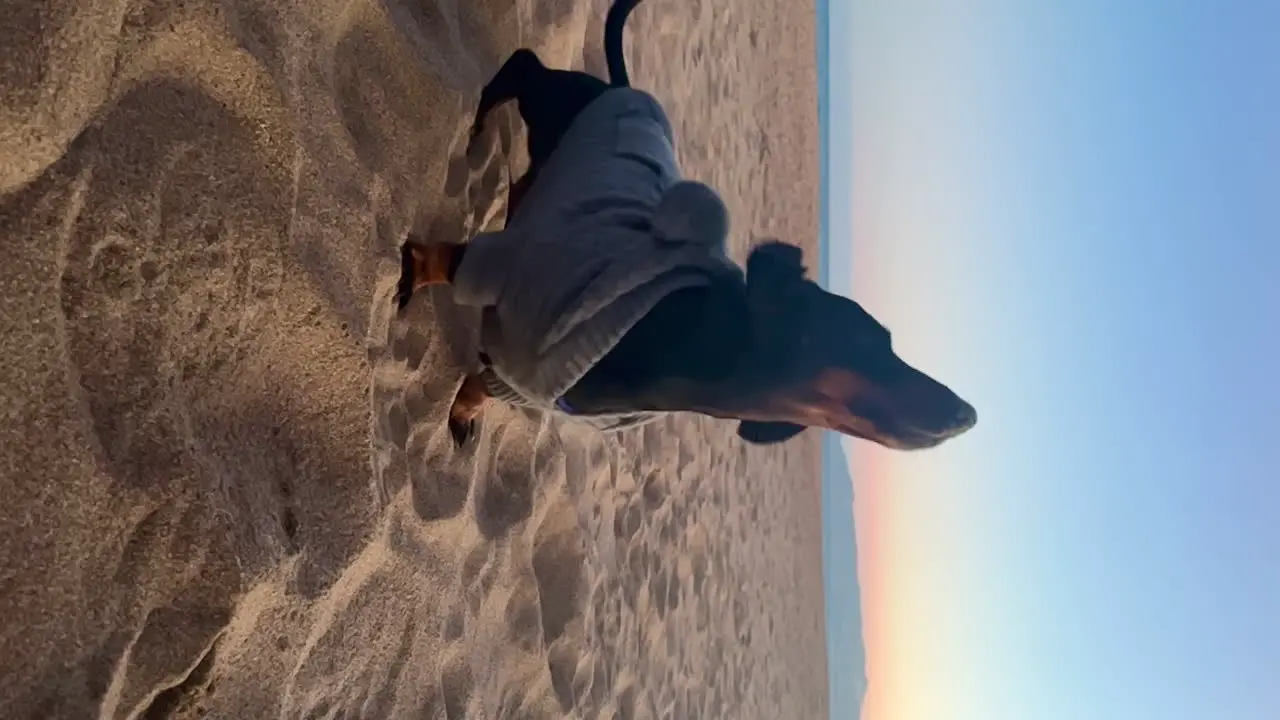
top-left (746, 241), bottom-right (807, 285)
top-left (744, 240), bottom-right (809, 371)
top-left (737, 420), bottom-right (807, 445)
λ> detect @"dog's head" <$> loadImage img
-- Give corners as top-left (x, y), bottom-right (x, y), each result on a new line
top-left (727, 241), bottom-right (977, 450)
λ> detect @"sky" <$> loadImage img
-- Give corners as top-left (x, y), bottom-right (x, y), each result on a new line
top-left (820, 2), bottom-right (1280, 720)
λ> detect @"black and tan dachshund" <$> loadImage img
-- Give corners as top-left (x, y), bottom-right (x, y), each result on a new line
top-left (399, 0), bottom-right (977, 451)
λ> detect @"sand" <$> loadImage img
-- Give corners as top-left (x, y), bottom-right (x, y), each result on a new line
top-left (0, 0), bottom-right (826, 717)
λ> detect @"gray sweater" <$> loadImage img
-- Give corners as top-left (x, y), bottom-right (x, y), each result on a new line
top-left (451, 88), bottom-right (740, 430)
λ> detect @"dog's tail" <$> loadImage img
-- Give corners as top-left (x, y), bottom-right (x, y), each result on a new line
top-left (605, 0), bottom-right (642, 87)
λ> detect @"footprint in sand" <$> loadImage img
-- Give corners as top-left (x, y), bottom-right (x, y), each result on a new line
top-left (409, 428), bottom-right (476, 522)
top-left (113, 605), bottom-right (229, 718)
top-left (546, 635), bottom-right (583, 712)
top-left (474, 422), bottom-right (545, 537)
top-left (531, 502), bottom-right (587, 646)
top-left (502, 581), bottom-right (544, 654)
top-left (532, 0), bottom-right (577, 29)
top-left (368, 80), bottom-right (516, 520)
top-left (439, 651), bottom-right (474, 720)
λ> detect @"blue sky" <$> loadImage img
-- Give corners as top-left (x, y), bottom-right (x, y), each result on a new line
top-left (820, 2), bottom-right (1280, 719)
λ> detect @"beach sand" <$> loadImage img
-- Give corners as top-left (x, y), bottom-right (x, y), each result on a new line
top-left (0, 0), bottom-right (826, 717)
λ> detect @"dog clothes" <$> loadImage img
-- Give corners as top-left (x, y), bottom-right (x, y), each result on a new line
top-left (451, 88), bottom-right (741, 430)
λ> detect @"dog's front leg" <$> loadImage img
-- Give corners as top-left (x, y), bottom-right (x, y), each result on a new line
top-left (395, 238), bottom-right (466, 311)
top-left (448, 373), bottom-right (489, 447)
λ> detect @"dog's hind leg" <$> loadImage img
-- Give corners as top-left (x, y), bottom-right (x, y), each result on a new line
top-left (470, 48), bottom-right (609, 221)
top-left (470, 48), bottom-right (544, 143)
top-left (394, 239), bottom-right (466, 311)
top-left (473, 56), bottom-right (609, 167)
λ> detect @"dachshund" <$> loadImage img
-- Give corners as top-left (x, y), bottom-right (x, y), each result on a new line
top-left (397, 0), bottom-right (977, 450)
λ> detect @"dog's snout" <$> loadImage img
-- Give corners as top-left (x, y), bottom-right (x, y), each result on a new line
top-left (952, 400), bottom-right (977, 432)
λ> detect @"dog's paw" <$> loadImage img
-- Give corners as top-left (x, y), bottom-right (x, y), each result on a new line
top-left (394, 243), bottom-right (416, 313)
top-left (737, 420), bottom-right (806, 445)
top-left (466, 119), bottom-right (488, 153)
top-left (448, 416), bottom-right (477, 448)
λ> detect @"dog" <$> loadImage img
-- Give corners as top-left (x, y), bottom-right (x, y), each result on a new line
top-left (397, 0), bottom-right (978, 451)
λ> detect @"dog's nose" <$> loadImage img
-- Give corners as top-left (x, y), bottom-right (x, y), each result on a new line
top-left (952, 401), bottom-right (977, 432)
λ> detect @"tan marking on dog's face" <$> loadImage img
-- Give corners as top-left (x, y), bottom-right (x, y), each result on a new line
top-left (752, 287), bottom-right (977, 451)
top-left (771, 362), bottom-right (977, 451)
